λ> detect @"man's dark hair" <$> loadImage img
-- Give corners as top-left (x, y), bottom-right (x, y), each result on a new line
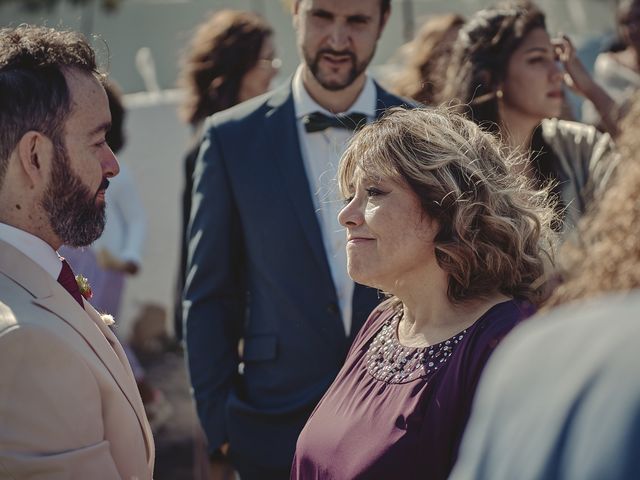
top-left (0, 25), bottom-right (100, 186)
top-left (381, 0), bottom-right (391, 16)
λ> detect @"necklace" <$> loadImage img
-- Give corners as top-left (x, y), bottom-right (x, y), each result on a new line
top-left (365, 310), bottom-right (467, 384)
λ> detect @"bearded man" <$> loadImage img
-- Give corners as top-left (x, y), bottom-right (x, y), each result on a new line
top-left (183, 1), bottom-right (414, 478)
top-left (0, 25), bottom-right (154, 479)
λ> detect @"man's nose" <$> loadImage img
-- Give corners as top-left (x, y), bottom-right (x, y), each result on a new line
top-left (328, 22), bottom-right (349, 50)
top-left (102, 147), bottom-right (120, 178)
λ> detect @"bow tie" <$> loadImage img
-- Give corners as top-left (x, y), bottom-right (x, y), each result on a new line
top-left (303, 111), bottom-right (368, 133)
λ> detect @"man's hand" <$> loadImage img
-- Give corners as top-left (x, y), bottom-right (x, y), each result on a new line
top-left (209, 443), bottom-right (235, 480)
top-left (96, 249), bottom-right (140, 275)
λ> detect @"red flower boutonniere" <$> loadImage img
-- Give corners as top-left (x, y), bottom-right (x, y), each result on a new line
top-left (75, 275), bottom-right (93, 300)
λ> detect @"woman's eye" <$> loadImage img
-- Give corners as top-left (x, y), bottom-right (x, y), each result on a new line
top-left (366, 187), bottom-right (384, 197)
top-left (343, 195), bottom-right (354, 205)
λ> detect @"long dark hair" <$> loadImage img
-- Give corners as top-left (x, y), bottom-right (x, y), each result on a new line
top-left (179, 9), bottom-right (272, 127)
top-left (441, 0), bottom-right (546, 131)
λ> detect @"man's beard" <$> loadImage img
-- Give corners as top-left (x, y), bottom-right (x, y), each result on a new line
top-left (41, 145), bottom-right (107, 248)
top-left (305, 47), bottom-right (375, 91)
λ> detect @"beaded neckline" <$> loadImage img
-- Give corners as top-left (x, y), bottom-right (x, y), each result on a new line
top-left (365, 310), bottom-right (467, 384)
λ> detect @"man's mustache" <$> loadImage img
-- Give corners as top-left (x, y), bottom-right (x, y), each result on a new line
top-left (316, 48), bottom-right (356, 62)
top-left (95, 178), bottom-right (110, 197)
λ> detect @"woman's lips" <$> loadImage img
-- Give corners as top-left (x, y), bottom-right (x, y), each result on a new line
top-left (347, 237), bottom-right (374, 244)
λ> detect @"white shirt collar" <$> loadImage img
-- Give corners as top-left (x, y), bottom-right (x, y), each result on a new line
top-left (292, 64), bottom-right (377, 120)
top-left (0, 222), bottom-right (62, 279)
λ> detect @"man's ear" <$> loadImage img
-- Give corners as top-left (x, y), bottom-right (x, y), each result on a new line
top-left (16, 131), bottom-right (54, 188)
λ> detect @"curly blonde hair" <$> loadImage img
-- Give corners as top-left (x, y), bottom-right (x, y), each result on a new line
top-left (545, 94), bottom-right (640, 307)
top-left (338, 107), bottom-right (557, 305)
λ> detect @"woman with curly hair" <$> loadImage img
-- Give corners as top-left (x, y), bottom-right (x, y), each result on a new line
top-left (441, 0), bottom-right (618, 230)
top-left (291, 107), bottom-right (556, 480)
top-left (390, 13), bottom-right (465, 105)
top-left (175, 10), bottom-right (278, 340)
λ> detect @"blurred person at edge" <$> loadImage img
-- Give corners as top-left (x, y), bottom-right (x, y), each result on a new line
top-left (449, 92), bottom-right (640, 480)
top-left (175, 9), bottom-right (278, 343)
top-left (389, 13), bottom-right (465, 105)
top-left (441, 0), bottom-right (619, 231)
top-left (291, 107), bottom-right (556, 480)
top-left (183, 0), bottom-right (413, 478)
top-left (583, 0), bottom-right (640, 127)
top-left (0, 25), bottom-right (153, 479)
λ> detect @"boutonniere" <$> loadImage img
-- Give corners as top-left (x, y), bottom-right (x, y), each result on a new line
top-left (75, 274), bottom-right (93, 300)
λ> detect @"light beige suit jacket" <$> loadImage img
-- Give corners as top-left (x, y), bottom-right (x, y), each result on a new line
top-left (0, 239), bottom-right (154, 479)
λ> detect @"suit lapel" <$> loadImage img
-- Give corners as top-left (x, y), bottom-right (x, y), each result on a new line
top-left (265, 84), bottom-right (335, 285)
top-left (0, 240), bottom-right (154, 464)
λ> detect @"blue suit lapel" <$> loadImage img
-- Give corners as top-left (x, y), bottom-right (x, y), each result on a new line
top-left (264, 84), bottom-right (336, 291)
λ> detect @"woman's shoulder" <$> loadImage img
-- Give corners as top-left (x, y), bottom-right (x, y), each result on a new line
top-left (464, 300), bottom-right (533, 353)
top-left (541, 118), bottom-right (602, 144)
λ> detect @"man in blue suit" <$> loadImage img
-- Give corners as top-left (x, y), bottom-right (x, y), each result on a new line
top-left (183, 0), bottom-right (412, 478)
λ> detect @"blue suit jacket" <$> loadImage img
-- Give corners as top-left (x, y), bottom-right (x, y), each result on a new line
top-left (184, 80), bottom-right (413, 469)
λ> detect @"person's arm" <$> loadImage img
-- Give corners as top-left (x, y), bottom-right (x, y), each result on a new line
top-left (555, 35), bottom-right (620, 137)
top-left (0, 323), bottom-right (121, 479)
top-left (96, 164), bottom-right (146, 275)
top-left (183, 123), bottom-right (246, 457)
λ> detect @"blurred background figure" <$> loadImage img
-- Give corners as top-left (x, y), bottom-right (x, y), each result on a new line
top-left (582, 0), bottom-right (640, 127)
top-left (388, 13), bottom-right (465, 105)
top-left (441, 0), bottom-right (618, 231)
top-left (58, 81), bottom-right (170, 431)
top-left (449, 93), bottom-right (640, 480)
top-left (174, 9), bottom-right (278, 343)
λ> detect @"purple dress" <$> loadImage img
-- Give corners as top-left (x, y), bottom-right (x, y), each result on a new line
top-left (291, 299), bottom-right (532, 480)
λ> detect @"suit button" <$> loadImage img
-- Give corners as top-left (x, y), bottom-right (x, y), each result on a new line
top-left (326, 303), bottom-right (339, 315)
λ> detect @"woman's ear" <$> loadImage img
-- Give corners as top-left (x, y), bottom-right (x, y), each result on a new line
top-left (477, 68), bottom-right (494, 92)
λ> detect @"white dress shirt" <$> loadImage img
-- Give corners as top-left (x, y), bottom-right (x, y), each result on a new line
top-left (0, 222), bottom-right (62, 279)
top-left (292, 65), bottom-right (377, 335)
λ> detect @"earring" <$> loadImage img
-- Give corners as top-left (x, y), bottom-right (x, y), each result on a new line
top-left (496, 89), bottom-right (504, 99)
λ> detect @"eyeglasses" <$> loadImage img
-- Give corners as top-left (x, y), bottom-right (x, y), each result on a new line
top-left (257, 57), bottom-right (282, 70)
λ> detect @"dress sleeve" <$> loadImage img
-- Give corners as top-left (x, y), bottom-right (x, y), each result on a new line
top-left (461, 303), bottom-right (531, 404)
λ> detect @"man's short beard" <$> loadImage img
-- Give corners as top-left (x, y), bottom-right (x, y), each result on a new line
top-left (41, 143), bottom-right (106, 248)
top-left (305, 47), bottom-right (375, 91)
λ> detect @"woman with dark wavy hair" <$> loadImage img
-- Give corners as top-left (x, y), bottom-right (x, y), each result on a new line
top-left (175, 10), bottom-right (278, 340)
top-left (292, 107), bottom-right (555, 480)
top-left (441, 0), bottom-right (618, 230)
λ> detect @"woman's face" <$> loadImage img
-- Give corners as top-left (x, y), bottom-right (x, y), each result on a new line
top-left (338, 166), bottom-right (439, 293)
top-left (238, 35), bottom-right (279, 102)
top-left (500, 27), bottom-right (564, 123)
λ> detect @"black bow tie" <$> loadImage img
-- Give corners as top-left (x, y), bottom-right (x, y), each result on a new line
top-left (303, 111), bottom-right (368, 133)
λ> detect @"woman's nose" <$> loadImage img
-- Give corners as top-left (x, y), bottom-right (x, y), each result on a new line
top-left (338, 197), bottom-right (364, 228)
